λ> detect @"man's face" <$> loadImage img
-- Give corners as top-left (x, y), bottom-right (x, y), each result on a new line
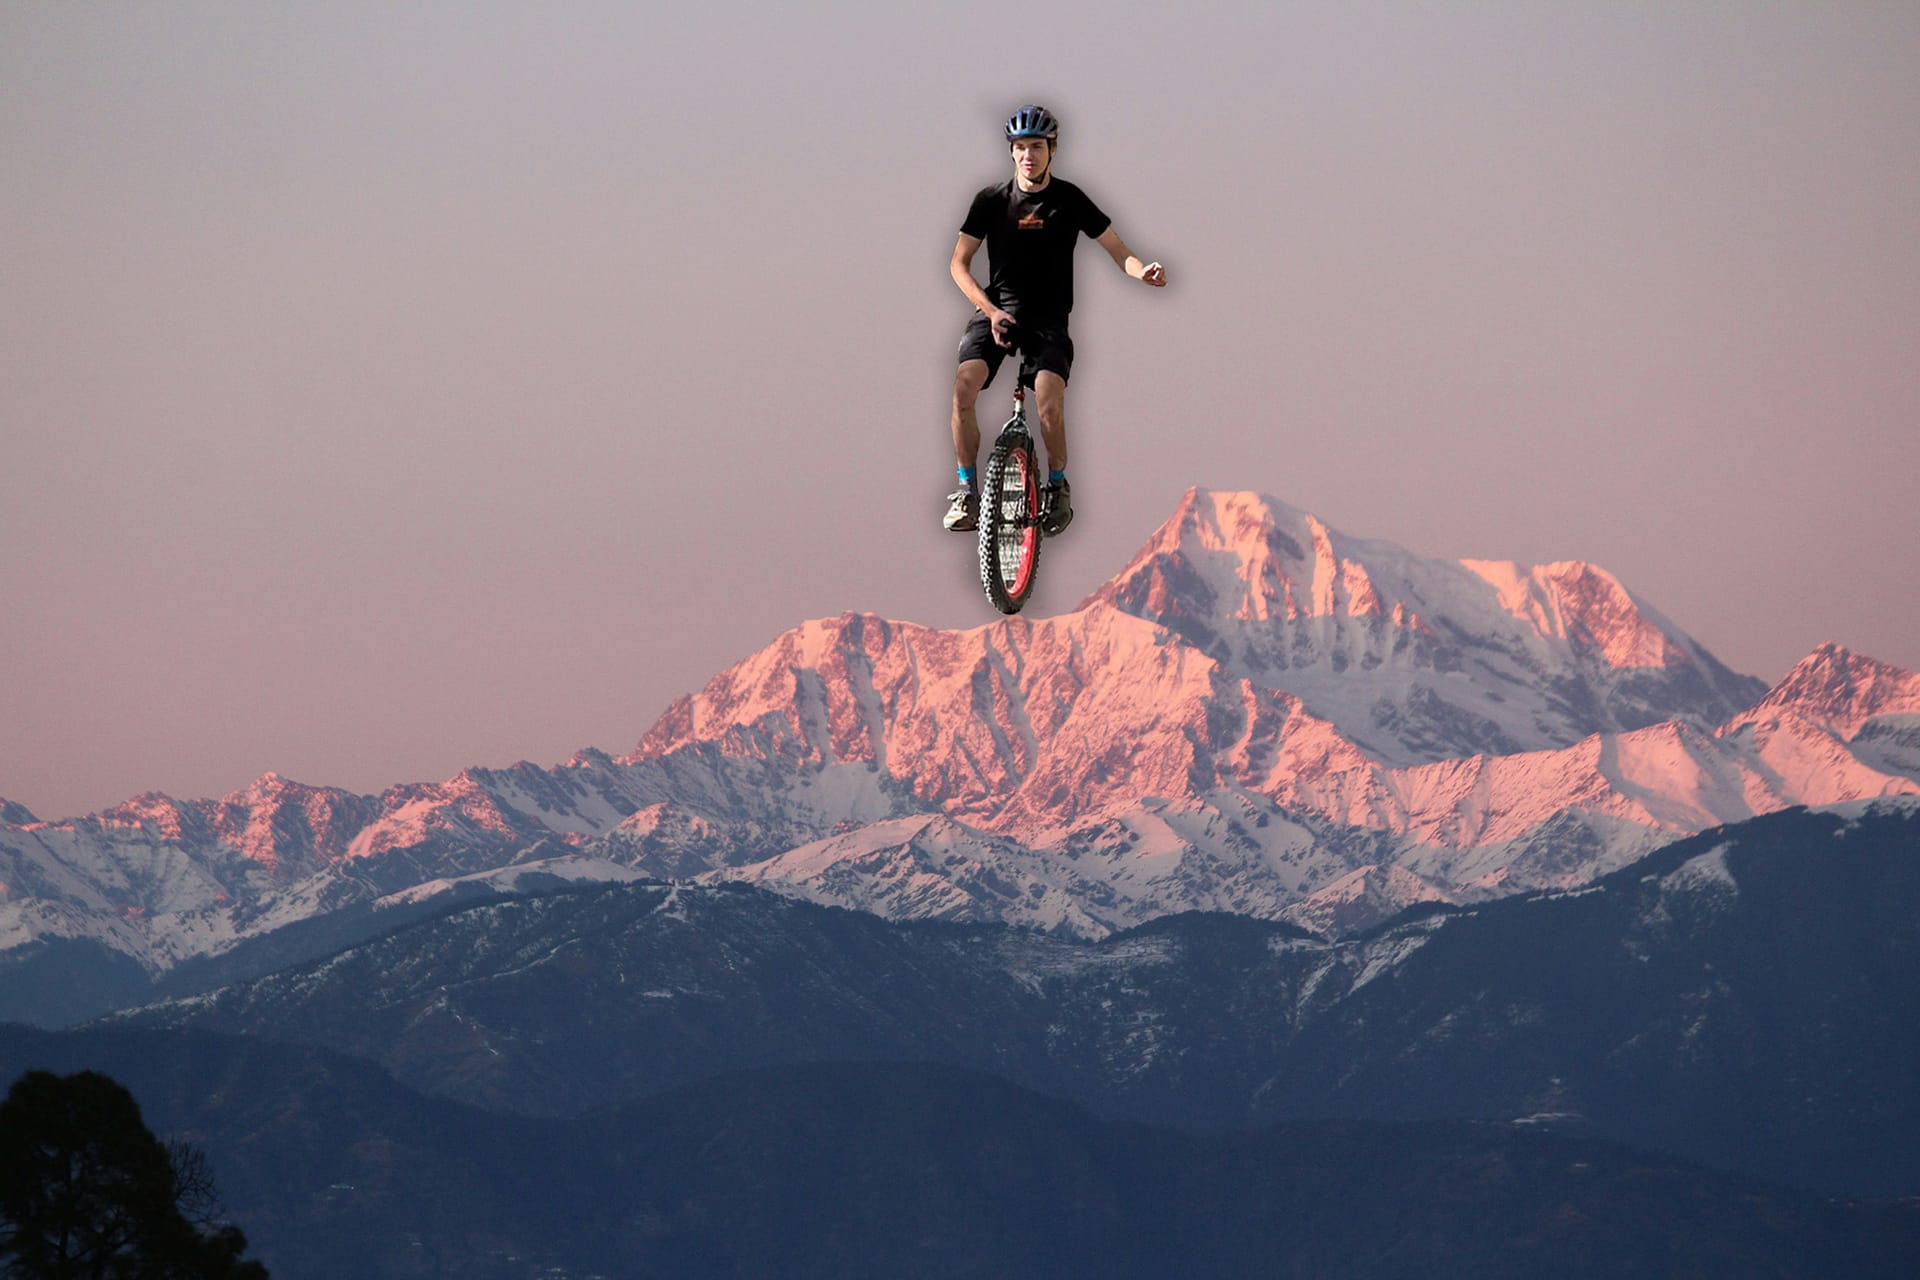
top-left (1011, 137), bottom-right (1052, 184)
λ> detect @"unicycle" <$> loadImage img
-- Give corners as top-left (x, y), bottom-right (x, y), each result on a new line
top-left (977, 386), bottom-right (1043, 614)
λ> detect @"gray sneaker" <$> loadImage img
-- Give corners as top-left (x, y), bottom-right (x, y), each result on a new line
top-left (1040, 480), bottom-right (1073, 535)
top-left (943, 487), bottom-right (978, 532)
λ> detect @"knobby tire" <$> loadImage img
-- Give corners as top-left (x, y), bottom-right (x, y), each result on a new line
top-left (978, 432), bottom-right (1042, 614)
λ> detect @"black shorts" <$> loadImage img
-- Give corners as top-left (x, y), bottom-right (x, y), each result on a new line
top-left (956, 312), bottom-right (1074, 389)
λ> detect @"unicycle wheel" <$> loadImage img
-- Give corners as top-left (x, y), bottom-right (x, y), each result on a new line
top-left (978, 434), bottom-right (1042, 614)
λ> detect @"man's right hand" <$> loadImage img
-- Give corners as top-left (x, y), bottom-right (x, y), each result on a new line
top-left (988, 309), bottom-right (1017, 347)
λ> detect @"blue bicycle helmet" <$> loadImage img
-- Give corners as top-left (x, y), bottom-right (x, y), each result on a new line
top-left (1005, 105), bottom-right (1059, 142)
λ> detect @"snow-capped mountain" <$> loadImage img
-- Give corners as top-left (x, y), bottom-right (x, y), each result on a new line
top-left (615, 492), bottom-right (1912, 931)
top-left (1720, 641), bottom-right (1920, 796)
top-left (1085, 489), bottom-right (1766, 762)
top-left (5, 490), bottom-right (1915, 1011)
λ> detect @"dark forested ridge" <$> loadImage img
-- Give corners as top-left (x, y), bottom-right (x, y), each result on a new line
top-left (120, 805), bottom-right (1920, 1196)
top-left (1, 1031), bottom-right (1912, 1280)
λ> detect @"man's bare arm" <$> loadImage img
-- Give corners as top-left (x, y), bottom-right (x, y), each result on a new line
top-left (951, 234), bottom-right (1015, 344)
top-left (951, 234), bottom-right (991, 309)
top-left (1095, 227), bottom-right (1167, 286)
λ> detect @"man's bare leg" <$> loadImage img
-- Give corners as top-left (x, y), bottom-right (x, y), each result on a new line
top-left (1032, 369), bottom-right (1068, 473)
top-left (952, 360), bottom-right (990, 471)
top-left (945, 359), bottom-right (992, 530)
top-left (1032, 370), bottom-right (1073, 533)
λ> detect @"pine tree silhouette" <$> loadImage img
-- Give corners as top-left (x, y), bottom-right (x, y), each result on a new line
top-left (0, 1070), bottom-right (268, 1279)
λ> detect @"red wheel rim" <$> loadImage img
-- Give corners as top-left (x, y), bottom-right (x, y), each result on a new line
top-left (1005, 449), bottom-right (1039, 598)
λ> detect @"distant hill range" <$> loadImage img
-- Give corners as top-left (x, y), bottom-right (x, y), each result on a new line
top-left (111, 802), bottom-right (1920, 1199)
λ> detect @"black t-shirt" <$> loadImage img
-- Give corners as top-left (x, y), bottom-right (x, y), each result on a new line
top-left (959, 177), bottom-right (1111, 325)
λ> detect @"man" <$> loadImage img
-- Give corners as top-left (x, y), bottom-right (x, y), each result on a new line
top-left (944, 104), bottom-right (1167, 535)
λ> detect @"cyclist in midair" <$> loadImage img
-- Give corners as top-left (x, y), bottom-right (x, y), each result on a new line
top-left (944, 105), bottom-right (1168, 535)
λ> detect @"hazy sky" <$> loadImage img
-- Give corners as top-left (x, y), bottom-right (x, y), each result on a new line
top-left (5, 2), bottom-right (1917, 821)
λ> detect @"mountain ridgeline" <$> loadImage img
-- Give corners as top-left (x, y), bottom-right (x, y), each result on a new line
top-left (4, 491), bottom-right (1916, 1017)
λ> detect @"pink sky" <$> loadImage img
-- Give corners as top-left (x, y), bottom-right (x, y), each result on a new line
top-left (4, 3), bottom-right (1917, 821)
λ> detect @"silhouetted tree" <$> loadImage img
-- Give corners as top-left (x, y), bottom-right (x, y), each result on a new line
top-left (0, 1070), bottom-right (267, 1279)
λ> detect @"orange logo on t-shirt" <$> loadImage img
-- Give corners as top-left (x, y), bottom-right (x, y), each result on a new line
top-left (1018, 212), bottom-right (1046, 229)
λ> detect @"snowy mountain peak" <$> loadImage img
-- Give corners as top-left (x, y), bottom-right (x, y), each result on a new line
top-left (1082, 489), bottom-right (1762, 764)
top-left (1735, 644), bottom-right (1920, 740)
top-left (1098, 489), bottom-right (1695, 671)
top-left (1084, 488), bottom-right (1418, 629)
top-left (94, 792), bottom-right (206, 840)
top-left (628, 610), bottom-right (933, 771)
top-left (621, 602), bottom-right (1226, 834)
top-left (1461, 559), bottom-right (1687, 671)
top-left (211, 774), bottom-right (378, 872)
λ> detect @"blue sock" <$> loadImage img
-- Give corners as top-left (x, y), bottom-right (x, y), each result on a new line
top-left (1049, 469), bottom-right (1067, 486)
top-left (958, 466), bottom-right (977, 489)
